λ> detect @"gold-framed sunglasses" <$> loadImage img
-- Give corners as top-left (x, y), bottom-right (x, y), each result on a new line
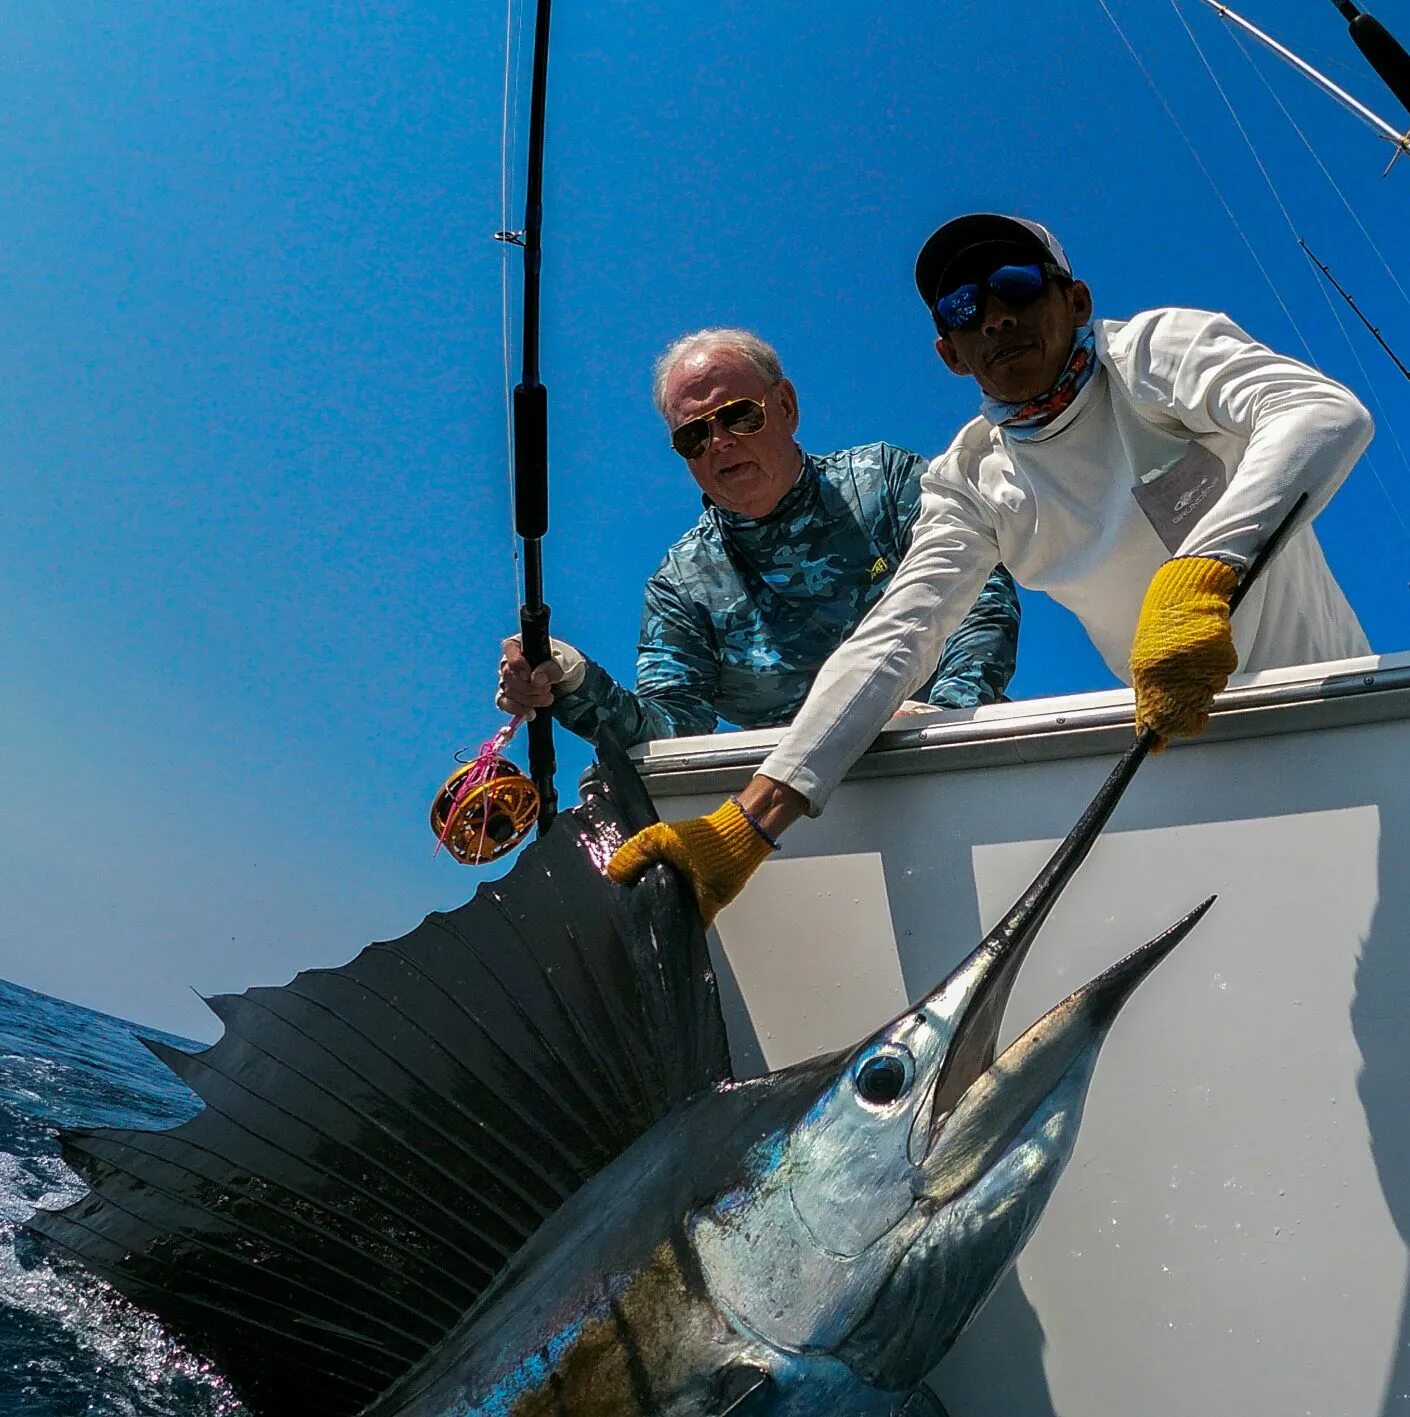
top-left (668, 396), bottom-right (768, 460)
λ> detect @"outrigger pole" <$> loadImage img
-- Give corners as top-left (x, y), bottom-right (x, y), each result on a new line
top-left (1199, 1), bottom-right (1410, 167)
top-left (508, 0), bottom-right (558, 832)
top-left (1330, 2), bottom-right (1410, 122)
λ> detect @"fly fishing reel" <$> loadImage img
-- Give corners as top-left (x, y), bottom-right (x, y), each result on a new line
top-left (430, 756), bottom-right (540, 865)
top-left (430, 714), bottom-right (541, 865)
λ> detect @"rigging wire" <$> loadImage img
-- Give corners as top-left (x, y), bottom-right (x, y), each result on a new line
top-left (1197, 0), bottom-right (1410, 158)
top-left (1167, 0), bottom-right (1410, 540)
top-left (1297, 254), bottom-right (1410, 541)
top-left (1092, 0), bottom-right (1313, 357)
top-left (1225, 22), bottom-right (1410, 313)
top-left (1097, 0), bottom-right (1410, 544)
top-left (1224, 21), bottom-right (1410, 504)
top-left (1165, 0), bottom-right (1331, 357)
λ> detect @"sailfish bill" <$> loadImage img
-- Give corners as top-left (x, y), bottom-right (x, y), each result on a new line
top-left (29, 736), bottom-right (1213, 1415)
top-left (920, 897), bottom-right (1215, 1206)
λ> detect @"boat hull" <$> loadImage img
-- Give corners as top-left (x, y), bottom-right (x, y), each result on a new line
top-left (638, 653), bottom-right (1410, 1416)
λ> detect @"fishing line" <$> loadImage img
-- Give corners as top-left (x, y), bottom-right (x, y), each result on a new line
top-left (1293, 250), bottom-right (1410, 541)
top-left (1166, 0), bottom-right (1327, 353)
top-left (424, 0), bottom-right (543, 869)
top-left (1169, 0), bottom-right (1410, 539)
top-left (1092, 0), bottom-right (1313, 357)
top-left (1222, 13), bottom-right (1410, 479)
top-left (1225, 19), bottom-right (1410, 312)
top-left (431, 716), bottom-right (539, 864)
top-left (1300, 238), bottom-right (1410, 381)
top-left (1294, 37), bottom-right (1392, 88)
top-left (430, 0), bottom-right (557, 862)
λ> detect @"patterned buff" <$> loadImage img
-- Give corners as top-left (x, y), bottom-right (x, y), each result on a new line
top-left (980, 322), bottom-right (1098, 441)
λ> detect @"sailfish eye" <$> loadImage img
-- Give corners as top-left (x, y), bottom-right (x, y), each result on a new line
top-left (853, 1046), bottom-right (915, 1106)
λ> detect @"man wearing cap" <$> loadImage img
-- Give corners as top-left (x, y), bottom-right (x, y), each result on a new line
top-left (609, 215), bottom-right (1373, 923)
top-left (498, 326), bottom-right (1021, 745)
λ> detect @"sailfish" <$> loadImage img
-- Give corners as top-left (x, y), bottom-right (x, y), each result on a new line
top-left (27, 738), bottom-right (1211, 1415)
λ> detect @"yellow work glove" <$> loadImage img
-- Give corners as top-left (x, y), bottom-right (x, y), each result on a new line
top-left (606, 797), bottom-right (776, 926)
top-left (1130, 555), bottom-right (1240, 745)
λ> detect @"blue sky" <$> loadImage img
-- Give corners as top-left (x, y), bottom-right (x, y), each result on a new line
top-left (2, 0), bottom-right (1407, 1039)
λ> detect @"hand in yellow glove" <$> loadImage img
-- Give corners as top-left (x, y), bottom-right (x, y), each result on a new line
top-left (1130, 556), bottom-right (1240, 745)
top-left (606, 797), bottom-right (777, 926)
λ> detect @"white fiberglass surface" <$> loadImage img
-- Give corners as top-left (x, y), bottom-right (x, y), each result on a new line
top-left (682, 718), bottom-right (1409, 1416)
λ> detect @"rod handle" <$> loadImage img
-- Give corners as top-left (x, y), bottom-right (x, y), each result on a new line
top-left (518, 601), bottom-right (558, 830)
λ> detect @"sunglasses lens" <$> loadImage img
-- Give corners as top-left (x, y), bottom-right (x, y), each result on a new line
top-left (670, 418), bottom-right (712, 460)
top-left (716, 399), bottom-right (767, 436)
top-left (670, 399), bottom-right (767, 458)
top-left (986, 264), bottom-right (1047, 306)
top-left (935, 283), bottom-right (983, 333)
top-left (935, 264), bottom-right (1049, 332)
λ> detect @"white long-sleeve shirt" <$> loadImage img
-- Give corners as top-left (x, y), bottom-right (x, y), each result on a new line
top-left (761, 307), bottom-right (1373, 811)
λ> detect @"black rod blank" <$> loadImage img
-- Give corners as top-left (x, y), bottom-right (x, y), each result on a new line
top-left (513, 0), bottom-right (558, 831)
top-left (1332, 3), bottom-right (1410, 120)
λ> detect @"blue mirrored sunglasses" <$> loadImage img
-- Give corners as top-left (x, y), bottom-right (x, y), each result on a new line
top-left (932, 263), bottom-right (1051, 334)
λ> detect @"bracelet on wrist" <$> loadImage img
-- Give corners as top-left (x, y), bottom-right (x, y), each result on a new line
top-left (730, 796), bottom-right (781, 851)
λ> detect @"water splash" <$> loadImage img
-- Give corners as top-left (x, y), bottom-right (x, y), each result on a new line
top-left (0, 978), bottom-right (248, 1415)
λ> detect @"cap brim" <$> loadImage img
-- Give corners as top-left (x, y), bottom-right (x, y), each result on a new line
top-left (915, 213), bottom-right (1060, 306)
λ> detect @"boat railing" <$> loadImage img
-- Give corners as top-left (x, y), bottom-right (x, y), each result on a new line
top-left (633, 650), bottom-right (1410, 797)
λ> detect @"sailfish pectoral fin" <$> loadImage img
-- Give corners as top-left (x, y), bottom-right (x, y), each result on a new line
top-left (26, 744), bottom-right (734, 1417)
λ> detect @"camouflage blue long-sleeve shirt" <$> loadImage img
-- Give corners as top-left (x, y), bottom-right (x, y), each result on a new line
top-left (552, 442), bottom-right (1020, 747)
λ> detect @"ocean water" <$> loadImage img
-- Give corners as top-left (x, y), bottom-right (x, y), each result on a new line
top-left (0, 977), bottom-right (247, 1415)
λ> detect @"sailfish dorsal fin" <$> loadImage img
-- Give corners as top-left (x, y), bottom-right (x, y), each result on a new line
top-left (28, 738), bottom-right (730, 1416)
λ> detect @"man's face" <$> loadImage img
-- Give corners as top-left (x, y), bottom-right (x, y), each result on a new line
top-left (663, 349), bottom-right (802, 518)
top-left (935, 268), bottom-right (1093, 403)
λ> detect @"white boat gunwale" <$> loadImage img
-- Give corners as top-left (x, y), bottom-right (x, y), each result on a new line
top-left (633, 651), bottom-right (1410, 796)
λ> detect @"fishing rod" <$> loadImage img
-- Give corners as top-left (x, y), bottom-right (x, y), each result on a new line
top-left (512, 0), bottom-right (560, 835)
top-left (1200, 1), bottom-right (1410, 166)
top-left (1300, 238), bottom-right (1410, 380)
top-left (429, 0), bottom-right (560, 865)
top-left (1330, 2), bottom-right (1410, 122)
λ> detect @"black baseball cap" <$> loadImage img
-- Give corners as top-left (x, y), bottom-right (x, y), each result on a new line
top-left (915, 213), bottom-right (1072, 309)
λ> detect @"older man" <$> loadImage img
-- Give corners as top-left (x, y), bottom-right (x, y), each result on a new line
top-left (498, 327), bottom-right (1020, 745)
top-left (610, 214), bottom-right (1373, 922)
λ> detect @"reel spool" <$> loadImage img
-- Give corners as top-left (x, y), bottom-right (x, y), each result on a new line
top-left (430, 757), bottom-right (540, 865)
